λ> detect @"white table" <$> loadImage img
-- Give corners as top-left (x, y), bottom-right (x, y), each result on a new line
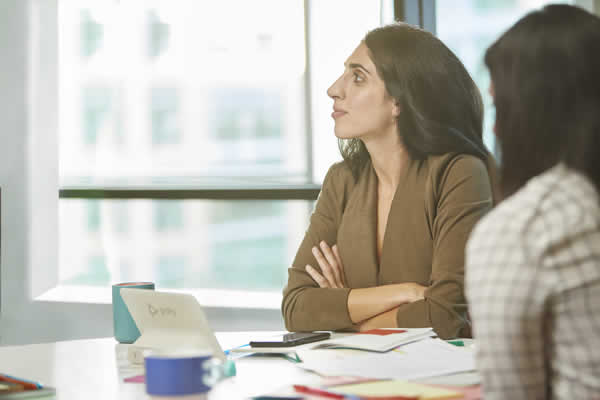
top-left (0, 332), bottom-right (322, 399)
top-left (0, 333), bottom-right (479, 399)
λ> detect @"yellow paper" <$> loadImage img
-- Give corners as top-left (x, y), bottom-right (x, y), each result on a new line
top-left (333, 380), bottom-right (462, 399)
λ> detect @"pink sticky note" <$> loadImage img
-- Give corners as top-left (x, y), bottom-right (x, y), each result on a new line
top-left (124, 375), bottom-right (145, 383)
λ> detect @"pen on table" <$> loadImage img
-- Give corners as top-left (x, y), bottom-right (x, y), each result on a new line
top-left (224, 343), bottom-right (250, 355)
top-left (0, 373), bottom-right (43, 390)
top-left (293, 385), bottom-right (347, 399)
top-left (447, 339), bottom-right (465, 347)
top-left (293, 384), bottom-right (419, 400)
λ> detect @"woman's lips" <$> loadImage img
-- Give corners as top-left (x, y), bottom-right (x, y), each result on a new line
top-left (332, 111), bottom-right (347, 119)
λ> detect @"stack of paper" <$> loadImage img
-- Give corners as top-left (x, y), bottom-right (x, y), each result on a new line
top-left (313, 328), bottom-right (435, 352)
top-left (297, 338), bottom-right (475, 381)
top-left (230, 328), bottom-right (435, 356)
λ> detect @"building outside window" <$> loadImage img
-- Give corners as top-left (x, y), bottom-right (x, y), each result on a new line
top-left (151, 87), bottom-right (180, 145)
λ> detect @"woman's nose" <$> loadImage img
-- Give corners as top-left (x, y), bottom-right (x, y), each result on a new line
top-left (327, 75), bottom-right (344, 99)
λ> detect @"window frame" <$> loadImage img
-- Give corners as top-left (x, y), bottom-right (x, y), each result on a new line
top-left (395, 0), bottom-right (436, 33)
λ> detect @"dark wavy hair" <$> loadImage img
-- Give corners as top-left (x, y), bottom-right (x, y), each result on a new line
top-left (339, 23), bottom-right (491, 180)
top-left (485, 4), bottom-right (600, 198)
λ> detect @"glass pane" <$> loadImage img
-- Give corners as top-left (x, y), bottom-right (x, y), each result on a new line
top-left (58, 199), bottom-right (311, 292)
top-left (58, 0), bottom-right (307, 181)
top-left (436, 0), bottom-right (573, 153)
top-left (57, 0), bottom-right (382, 294)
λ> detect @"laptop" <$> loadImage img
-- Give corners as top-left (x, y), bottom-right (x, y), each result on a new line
top-left (120, 288), bottom-right (225, 361)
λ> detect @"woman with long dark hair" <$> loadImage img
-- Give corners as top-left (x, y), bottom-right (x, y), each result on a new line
top-left (282, 23), bottom-right (497, 339)
top-left (466, 4), bottom-right (600, 398)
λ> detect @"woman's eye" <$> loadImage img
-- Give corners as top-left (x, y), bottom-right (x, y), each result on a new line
top-left (353, 73), bottom-right (364, 83)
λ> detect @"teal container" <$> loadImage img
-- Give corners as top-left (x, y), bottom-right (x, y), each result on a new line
top-left (112, 282), bottom-right (155, 343)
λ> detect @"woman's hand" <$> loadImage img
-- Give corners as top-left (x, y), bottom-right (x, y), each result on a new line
top-left (305, 241), bottom-right (346, 288)
top-left (355, 284), bottom-right (427, 330)
top-left (357, 307), bottom-right (399, 331)
top-left (348, 282), bottom-right (427, 324)
top-left (402, 282), bottom-right (427, 303)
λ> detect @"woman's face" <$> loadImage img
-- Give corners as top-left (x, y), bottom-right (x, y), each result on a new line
top-left (327, 42), bottom-right (399, 140)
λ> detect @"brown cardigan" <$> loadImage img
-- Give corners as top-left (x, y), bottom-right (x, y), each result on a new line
top-left (281, 153), bottom-right (496, 339)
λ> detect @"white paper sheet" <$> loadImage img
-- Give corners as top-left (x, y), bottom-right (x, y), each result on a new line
top-left (312, 328), bottom-right (435, 352)
top-left (296, 338), bottom-right (475, 381)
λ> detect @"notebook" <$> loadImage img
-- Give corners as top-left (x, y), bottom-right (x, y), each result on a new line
top-left (312, 328), bottom-right (435, 352)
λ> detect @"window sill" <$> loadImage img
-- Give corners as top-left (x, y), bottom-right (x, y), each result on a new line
top-left (36, 285), bottom-right (282, 310)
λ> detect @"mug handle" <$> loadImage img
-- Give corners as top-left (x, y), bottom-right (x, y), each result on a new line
top-left (202, 358), bottom-right (224, 387)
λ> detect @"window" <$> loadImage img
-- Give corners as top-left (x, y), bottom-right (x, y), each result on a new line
top-left (56, 0), bottom-right (383, 304)
top-left (210, 87), bottom-right (284, 165)
top-left (155, 256), bottom-right (187, 288)
top-left (80, 9), bottom-right (103, 58)
top-left (58, 199), bottom-right (307, 292)
top-left (147, 9), bottom-right (170, 59)
top-left (112, 202), bottom-right (129, 233)
top-left (86, 200), bottom-right (100, 231)
top-left (82, 86), bottom-right (112, 145)
top-left (73, 255), bottom-right (110, 286)
top-left (211, 236), bottom-right (287, 291)
top-left (151, 87), bottom-right (180, 145)
top-left (154, 201), bottom-right (183, 231)
top-left (436, 0), bottom-right (573, 152)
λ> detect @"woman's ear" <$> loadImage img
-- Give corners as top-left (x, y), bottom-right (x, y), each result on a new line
top-left (392, 100), bottom-right (401, 118)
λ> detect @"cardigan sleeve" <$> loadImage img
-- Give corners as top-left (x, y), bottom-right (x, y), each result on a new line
top-left (281, 163), bottom-right (354, 332)
top-left (395, 155), bottom-right (495, 339)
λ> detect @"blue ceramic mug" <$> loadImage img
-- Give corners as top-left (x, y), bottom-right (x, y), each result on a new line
top-left (145, 351), bottom-right (223, 396)
top-left (112, 282), bottom-right (155, 343)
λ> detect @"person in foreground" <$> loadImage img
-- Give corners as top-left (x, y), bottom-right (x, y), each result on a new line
top-left (466, 5), bottom-right (600, 399)
top-left (281, 23), bottom-right (498, 339)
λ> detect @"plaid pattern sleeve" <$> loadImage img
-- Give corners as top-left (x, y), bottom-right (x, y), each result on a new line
top-left (466, 164), bottom-right (600, 400)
